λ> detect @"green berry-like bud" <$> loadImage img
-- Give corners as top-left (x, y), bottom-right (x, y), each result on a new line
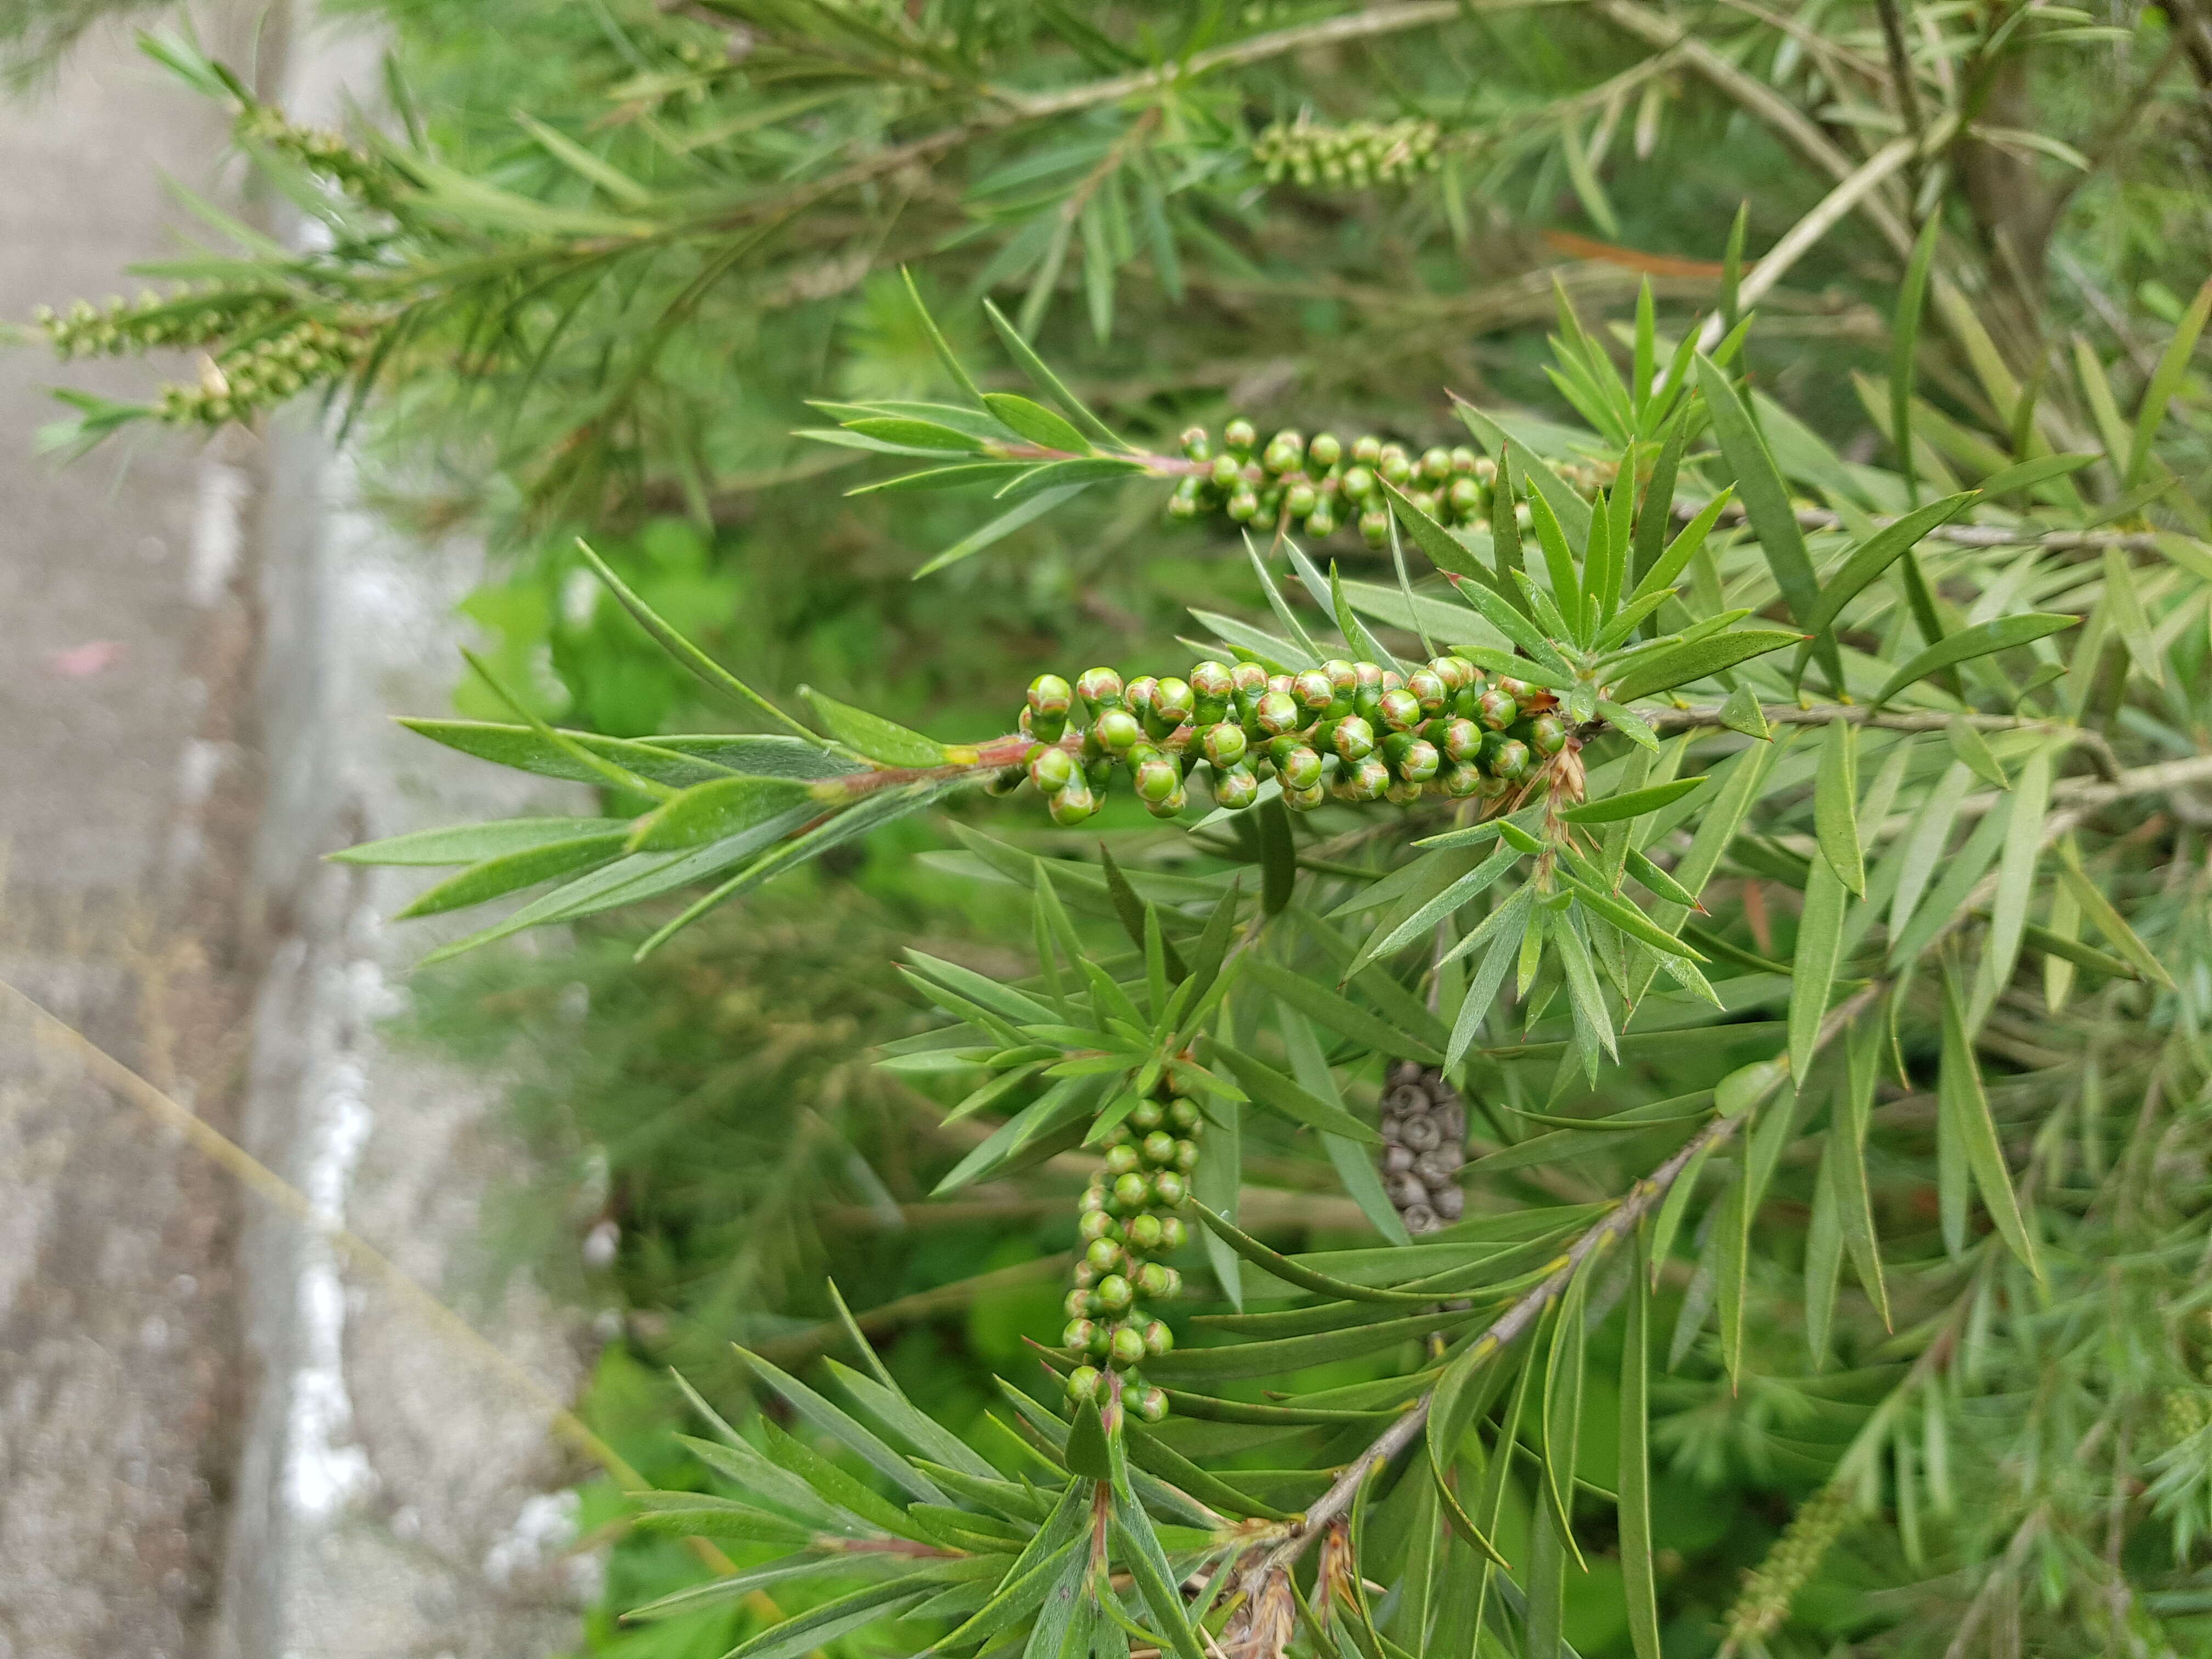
top-left (1066, 1365), bottom-right (1104, 1404)
top-left (1449, 445), bottom-right (1478, 473)
top-left (1435, 717), bottom-right (1483, 763)
top-left (1152, 676), bottom-right (1196, 730)
top-left (1285, 481), bottom-right (1318, 518)
top-left (1085, 1237), bottom-right (1124, 1274)
top-left (1156, 1215), bottom-right (1188, 1252)
top-left (1379, 451), bottom-right (1413, 486)
top-left (1447, 477), bottom-right (1482, 517)
top-left (1420, 446), bottom-right (1453, 482)
top-left (1126, 1212), bottom-right (1165, 1252)
top-left (1407, 668), bottom-right (1448, 714)
top-left (1144, 785), bottom-right (1188, 820)
top-left (1529, 713), bottom-right (1569, 755)
top-left (1270, 744), bottom-right (1320, 789)
top-left (1386, 778), bottom-right (1425, 805)
top-left (1306, 504), bottom-right (1338, 538)
top-left (1167, 488), bottom-right (1200, 521)
top-left (1181, 426), bottom-right (1211, 459)
top-left (1113, 1171), bottom-right (1150, 1211)
top-left (1126, 676), bottom-right (1159, 716)
top-left (1210, 453), bottom-right (1243, 487)
top-left (1132, 1386), bottom-right (1169, 1424)
top-left (1143, 1319), bottom-right (1175, 1357)
top-left (1029, 746), bottom-right (1076, 793)
top-left (1077, 667), bottom-right (1124, 714)
top-left (1142, 1130), bottom-right (1178, 1167)
top-left (1284, 781), bottom-right (1328, 811)
top-left (1214, 765), bottom-right (1260, 811)
top-left (1331, 715), bottom-right (1376, 763)
top-left (1255, 691), bottom-right (1301, 737)
top-left (1384, 734), bottom-right (1441, 782)
top-left (1359, 507), bottom-right (1391, 548)
top-left (1377, 688), bottom-right (1422, 732)
top-left (1203, 723), bottom-right (1249, 769)
top-left (1437, 656), bottom-right (1476, 691)
top-left (1065, 1287), bottom-right (1097, 1320)
top-left (1227, 487), bottom-right (1260, 521)
top-left (1172, 1138), bottom-right (1200, 1172)
top-left (1064, 1317), bottom-right (1098, 1351)
top-left (1351, 435), bottom-right (1383, 465)
top-left (1189, 660), bottom-right (1234, 714)
top-left (1483, 736), bottom-right (1533, 782)
top-left (1079, 1208), bottom-right (1120, 1243)
top-left (1130, 1098), bottom-right (1165, 1131)
top-left (1441, 760), bottom-right (1486, 798)
top-left (1105, 1143), bottom-right (1142, 1177)
top-left (1152, 1171), bottom-right (1188, 1207)
top-left (1109, 1325), bottom-right (1147, 1368)
top-left (1071, 1260), bottom-right (1098, 1289)
top-left (1224, 417), bottom-right (1257, 453)
top-left (1308, 432), bottom-right (1342, 470)
top-left (1475, 687), bottom-right (1517, 730)
top-left (1029, 674), bottom-right (1074, 720)
top-left (1495, 676), bottom-right (1533, 709)
top-left (1339, 757), bottom-right (1390, 799)
top-left (1291, 669), bottom-right (1333, 712)
top-left (1339, 464), bottom-right (1376, 503)
top-left (1169, 1099), bottom-right (1201, 1131)
top-left (1048, 778), bottom-right (1098, 826)
top-left (1137, 1262), bottom-right (1181, 1299)
top-left (1096, 709), bottom-right (1143, 754)
top-left (1097, 1273), bottom-right (1135, 1312)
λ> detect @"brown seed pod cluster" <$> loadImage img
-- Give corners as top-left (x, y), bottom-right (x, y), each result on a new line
top-left (1378, 1062), bottom-right (1468, 1233)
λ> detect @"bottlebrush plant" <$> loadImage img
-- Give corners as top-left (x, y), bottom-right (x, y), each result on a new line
top-left (341, 286), bottom-right (2212, 1657)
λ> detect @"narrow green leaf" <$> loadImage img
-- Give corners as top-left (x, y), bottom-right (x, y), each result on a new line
top-left (1945, 719), bottom-right (2010, 789)
top-left (983, 391), bottom-right (1092, 454)
top-left (1716, 1139), bottom-right (1752, 1388)
top-left (1244, 958), bottom-right (1443, 1066)
top-left (1279, 1008), bottom-right (1410, 1244)
top-left (1559, 776), bottom-right (1707, 825)
top-left (1607, 628), bottom-right (1805, 703)
top-left (2102, 548), bottom-right (2164, 687)
top-left (723, 1579), bottom-right (929, 1659)
top-left (914, 483), bottom-right (1093, 576)
top-left (1620, 1230), bottom-right (1660, 1659)
top-left (392, 833), bottom-right (624, 918)
top-left (1874, 614), bottom-right (2080, 707)
top-left (1892, 216), bottom-right (1941, 504)
top-left (628, 775), bottom-right (823, 852)
top-left (982, 298), bottom-right (1124, 449)
top-left (2125, 276), bottom-right (2212, 488)
top-left (1939, 966), bottom-right (2042, 1279)
top-left (1063, 1401), bottom-right (1111, 1479)
top-left (1381, 477), bottom-right (1486, 581)
top-left (901, 266), bottom-right (984, 402)
top-left (333, 816), bottom-right (633, 866)
top-left (1694, 356), bottom-right (1839, 688)
top-left (842, 416), bottom-right (985, 452)
top-left (2057, 842), bottom-right (2175, 988)
top-left (1211, 1045), bottom-right (1382, 1145)
top-left (1524, 487), bottom-right (1585, 640)
top-left (1803, 493), bottom-right (1978, 636)
top-left (1813, 720), bottom-right (1865, 896)
top-left (576, 541), bottom-right (817, 740)
top-left (1980, 745), bottom-right (2052, 1008)
top-left (1789, 857), bottom-right (1849, 1081)
top-left (735, 1346), bottom-right (948, 1504)
top-left (1446, 887), bottom-right (1536, 1070)
top-left (1111, 1497), bottom-right (1209, 1659)
top-left (1837, 1012), bottom-right (1890, 1326)
top-left (800, 687), bottom-right (951, 767)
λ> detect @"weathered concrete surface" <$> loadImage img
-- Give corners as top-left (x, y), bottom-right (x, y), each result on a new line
top-left (0, 19), bottom-right (265, 1657)
top-left (0, 13), bottom-right (592, 1656)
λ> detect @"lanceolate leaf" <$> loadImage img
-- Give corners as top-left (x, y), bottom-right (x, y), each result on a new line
top-left (1694, 356), bottom-right (1840, 688)
top-left (1559, 776), bottom-right (1707, 823)
top-left (1620, 1230), bottom-right (1661, 1659)
top-left (1873, 613), bottom-right (2080, 707)
top-left (1789, 855), bottom-right (1849, 1084)
top-left (628, 774), bottom-right (825, 851)
top-left (332, 816), bottom-right (634, 866)
top-left (392, 832), bottom-right (627, 917)
top-left (1211, 1044), bottom-right (1383, 1145)
top-left (800, 687), bottom-right (954, 767)
top-left (1813, 719), bottom-right (1865, 896)
top-left (1244, 958), bottom-right (1445, 1066)
top-left (1939, 966), bottom-right (2042, 1279)
top-left (1607, 628), bottom-right (1805, 703)
top-left (1803, 492), bottom-right (1978, 636)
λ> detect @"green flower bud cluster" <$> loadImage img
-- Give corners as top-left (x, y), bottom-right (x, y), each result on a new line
top-left (234, 104), bottom-right (408, 211)
top-left (1720, 1478), bottom-right (1861, 1647)
top-left (1011, 656), bottom-right (1566, 822)
top-left (1062, 1080), bottom-right (1202, 1424)
top-left (1167, 421), bottom-right (1498, 546)
top-left (1254, 118), bottom-right (1444, 188)
top-left (35, 290), bottom-right (284, 359)
top-left (153, 317), bottom-right (371, 428)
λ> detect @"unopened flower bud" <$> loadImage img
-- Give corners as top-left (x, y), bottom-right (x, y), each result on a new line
top-left (1223, 417), bottom-right (1257, 454)
top-left (1377, 688), bottom-right (1421, 732)
top-left (1483, 736), bottom-right (1532, 782)
top-left (1065, 1365), bottom-right (1103, 1404)
top-left (1085, 1238), bottom-right (1124, 1274)
top-left (1475, 687), bottom-right (1517, 730)
top-left (1529, 713), bottom-right (1568, 755)
top-left (1079, 1209), bottom-right (1120, 1243)
top-left (1109, 1325), bottom-right (1147, 1368)
top-left (1126, 1213), bottom-right (1165, 1253)
top-left (1096, 1273), bottom-right (1134, 1312)
top-left (1132, 1386), bottom-right (1169, 1423)
top-left (1112, 1170), bottom-right (1149, 1210)
top-left (1212, 764), bottom-right (1260, 810)
top-left (1142, 1319), bottom-right (1174, 1357)
top-left (1105, 1143), bottom-right (1142, 1177)
top-left (1255, 690), bottom-right (1301, 737)
top-left (1029, 746), bottom-right (1076, 793)
top-left (1156, 1214), bottom-right (1188, 1250)
top-left (1331, 715), bottom-right (1376, 762)
top-left (1095, 709), bottom-right (1143, 754)
top-left (1130, 1098), bottom-right (1165, 1131)
top-left (1063, 1317), bottom-right (1098, 1351)
top-left (1151, 1171), bottom-right (1188, 1207)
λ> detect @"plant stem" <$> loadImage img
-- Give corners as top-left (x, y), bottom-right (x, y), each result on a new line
top-left (1266, 986), bottom-right (1881, 1566)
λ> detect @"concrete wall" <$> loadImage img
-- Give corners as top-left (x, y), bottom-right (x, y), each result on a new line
top-left (0, 11), bottom-right (591, 1655)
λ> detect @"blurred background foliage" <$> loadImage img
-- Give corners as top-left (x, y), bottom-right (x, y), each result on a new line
top-left (14, 0), bottom-right (2212, 1652)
